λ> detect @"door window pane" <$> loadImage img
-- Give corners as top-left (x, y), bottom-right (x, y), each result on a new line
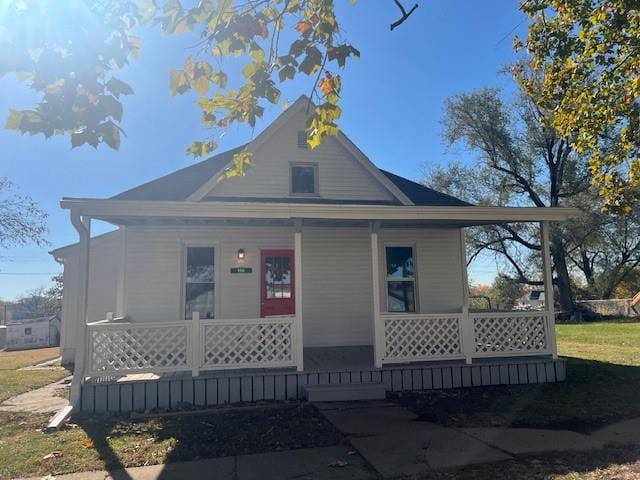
top-left (386, 246), bottom-right (416, 312)
top-left (185, 247), bottom-right (215, 319)
top-left (265, 254), bottom-right (292, 299)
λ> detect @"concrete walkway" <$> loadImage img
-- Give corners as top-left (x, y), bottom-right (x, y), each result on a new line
top-left (19, 401), bottom-right (640, 480)
top-left (316, 400), bottom-right (640, 478)
top-left (0, 375), bottom-right (71, 414)
top-left (18, 445), bottom-right (376, 480)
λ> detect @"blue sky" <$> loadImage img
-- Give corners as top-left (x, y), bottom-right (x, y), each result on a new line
top-left (0, 0), bottom-right (526, 300)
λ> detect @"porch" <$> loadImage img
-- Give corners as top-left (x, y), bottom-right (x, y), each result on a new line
top-left (79, 345), bottom-right (566, 414)
top-left (84, 309), bottom-right (556, 378)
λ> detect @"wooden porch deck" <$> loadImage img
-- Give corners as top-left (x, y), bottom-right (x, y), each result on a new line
top-left (79, 347), bottom-right (565, 415)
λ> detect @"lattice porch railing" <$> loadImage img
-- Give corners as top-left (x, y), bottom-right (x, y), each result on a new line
top-left (201, 316), bottom-right (296, 370)
top-left (471, 311), bottom-right (551, 357)
top-left (382, 313), bottom-right (465, 363)
top-left (87, 321), bottom-right (190, 376)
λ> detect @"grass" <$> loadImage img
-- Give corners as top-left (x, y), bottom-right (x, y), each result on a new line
top-left (0, 347), bottom-right (60, 370)
top-left (557, 318), bottom-right (640, 366)
top-left (0, 404), bottom-right (342, 479)
top-left (400, 318), bottom-right (640, 431)
top-left (0, 347), bottom-right (68, 403)
top-left (1, 320), bottom-right (639, 479)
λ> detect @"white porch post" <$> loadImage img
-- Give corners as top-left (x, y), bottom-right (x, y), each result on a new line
top-left (540, 221), bottom-right (558, 358)
top-left (69, 211), bottom-right (91, 406)
top-left (371, 221), bottom-right (384, 368)
top-left (191, 311), bottom-right (201, 376)
top-left (294, 220), bottom-right (304, 371)
top-left (459, 228), bottom-right (474, 364)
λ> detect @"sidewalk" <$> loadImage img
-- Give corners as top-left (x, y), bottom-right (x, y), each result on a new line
top-left (316, 400), bottom-right (640, 478)
top-left (19, 402), bottom-right (640, 480)
top-left (18, 445), bottom-right (375, 480)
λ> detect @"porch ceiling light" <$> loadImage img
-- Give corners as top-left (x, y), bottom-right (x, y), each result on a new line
top-left (237, 248), bottom-right (245, 260)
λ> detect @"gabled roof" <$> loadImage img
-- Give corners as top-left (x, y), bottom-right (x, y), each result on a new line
top-left (108, 95), bottom-right (469, 207)
top-left (380, 170), bottom-right (472, 207)
top-left (186, 95), bottom-right (415, 205)
top-left (112, 145), bottom-right (247, 201)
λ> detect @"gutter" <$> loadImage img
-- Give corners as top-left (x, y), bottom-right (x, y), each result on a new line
top-left (59, 198), bottom-right (581, 223)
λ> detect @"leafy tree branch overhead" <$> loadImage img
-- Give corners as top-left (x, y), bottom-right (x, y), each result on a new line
top-left (3, 1), bottom-right (638, 210)
top-left (515, 0), bottom-right (640, 213)
top-left (1, 0), bottom-right (418, 176)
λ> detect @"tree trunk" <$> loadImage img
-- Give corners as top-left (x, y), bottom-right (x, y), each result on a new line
top-left (551, 231), bottom-right (576, 314)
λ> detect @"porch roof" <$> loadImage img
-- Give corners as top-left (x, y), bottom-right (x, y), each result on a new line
top-left (60, 198), bottom-right (579, 226)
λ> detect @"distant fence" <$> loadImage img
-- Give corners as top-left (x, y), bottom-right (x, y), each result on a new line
top-left (578, 299), bottom-right (637, 317)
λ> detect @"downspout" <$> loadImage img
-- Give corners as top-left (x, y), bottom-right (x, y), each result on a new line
top-left (48, 210), bottom-right (90, 429)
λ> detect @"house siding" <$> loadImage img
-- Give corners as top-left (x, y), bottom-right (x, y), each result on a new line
top-left (59, 231), bottom-right (122, 364)
top-left (301, 227), bottom-right (374, 347)
top-left (123, 225), bottom-right (295, 321)
top-left (378, 227), bottom-right (464, 313)
top-left (62, 224), bottom-right (465, 359)
top-left (204, 108), bottom-right (396, 202)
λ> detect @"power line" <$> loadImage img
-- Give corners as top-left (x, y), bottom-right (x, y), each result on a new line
top-left (0, 272), bottom-right (59, 275)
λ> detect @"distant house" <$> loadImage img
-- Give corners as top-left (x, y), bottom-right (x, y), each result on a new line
top-left (516, 289), bottom-right (546, 310)
top-left (4, 315), bottom-right (61, 351)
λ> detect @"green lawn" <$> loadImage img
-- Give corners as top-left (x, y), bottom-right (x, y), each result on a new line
top-left (0, 347), bottom-right (68, 403)
top-left (1, 320), bottom-right (639, 479)
top-left (400, 318), bottom-right (640, 431)
top-left (557, 318), bottom-right (640, 366)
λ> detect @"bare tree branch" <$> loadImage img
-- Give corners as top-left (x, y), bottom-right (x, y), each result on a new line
top-left (390, 0), bottom-right (419, 31)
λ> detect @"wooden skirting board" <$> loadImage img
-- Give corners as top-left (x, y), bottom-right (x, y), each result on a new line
top-left (79, 357), bottom-right (566, 415)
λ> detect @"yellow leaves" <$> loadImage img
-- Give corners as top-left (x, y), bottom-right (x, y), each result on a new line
top-left (5, 109), bottom-right (23, 130)
top-left (186, 140), bottom-right (218, 158)
top-left (219, 151), bottom-right (253, 179)
top-left (307, 102), bottom-right (341, 149)
top-left (81, 439), bottom-right (95, 449)
top-left (169, 69), bottom-right (190, 96)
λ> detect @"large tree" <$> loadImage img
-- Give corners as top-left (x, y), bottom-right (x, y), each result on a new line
top-left (426, 88), bottom-right (640, 310)
top-left (432, 87), bottom-right (586, 313)
top-left (516, 0), bottom-right (640, 212)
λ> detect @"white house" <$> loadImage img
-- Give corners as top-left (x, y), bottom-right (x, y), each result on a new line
top-left (4, 315), bottom-right (61, 351)
top-left (51, 97), bottom-right (577, 415)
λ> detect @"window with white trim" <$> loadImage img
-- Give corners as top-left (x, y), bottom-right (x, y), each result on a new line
top-left (184, 247), bottom-right (215, 319)
top-left (385, 246), bottom-right (416, 312)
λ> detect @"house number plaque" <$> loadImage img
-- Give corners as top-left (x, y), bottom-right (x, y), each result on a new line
top-left (230, 267), bottom-right (253, 274)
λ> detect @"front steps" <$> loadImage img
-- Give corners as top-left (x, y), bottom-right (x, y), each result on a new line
top-left (304, 382), bottom-right (386, 402)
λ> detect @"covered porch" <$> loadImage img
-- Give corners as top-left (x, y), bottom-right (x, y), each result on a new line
top-left (78, 345), bottom-right (565, 413)
top-left (60, 198), bottom-right (575, 410)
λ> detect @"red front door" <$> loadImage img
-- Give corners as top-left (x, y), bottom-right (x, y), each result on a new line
top-left (260, 249), bottom-right (295, 317)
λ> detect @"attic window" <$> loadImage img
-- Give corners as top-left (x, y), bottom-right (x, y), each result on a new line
top-left (297, 130), bottom-right (308, 149)
top-left (290, 163), bottom-right (318, 195)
